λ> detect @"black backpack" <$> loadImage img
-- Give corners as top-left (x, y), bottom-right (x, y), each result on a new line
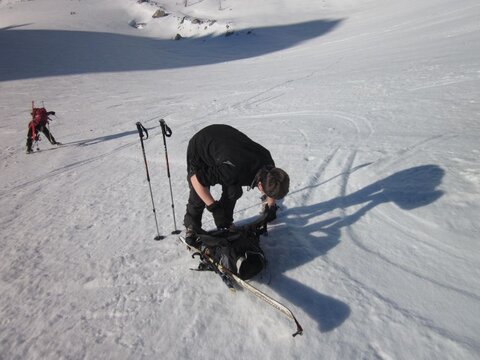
top-left (197, 217), bottom-right (268, 280)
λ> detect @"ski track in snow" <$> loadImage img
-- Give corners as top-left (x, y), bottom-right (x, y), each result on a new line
top-left (279, 108), bottom-right (480, 353)
top-left (283, 136), bottom-right (480, 353)
top-left (330, 137), bottom-right (480, 353)
top-left (0, 141), bottom-right (135, 197)
top-left (330, 255), bottom-right (480, 354)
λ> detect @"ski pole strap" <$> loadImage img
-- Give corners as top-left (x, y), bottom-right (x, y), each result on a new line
top-left (159, 119), bottom-right (172, 137)
top-left (136, 122), bottom-right (149, 140)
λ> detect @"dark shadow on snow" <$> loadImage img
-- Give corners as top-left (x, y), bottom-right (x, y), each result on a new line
top-left (0, 19), bottom-right (342, 81)
top-left (246, 164), bottom-right (445, 333)
top-left (61, 130), bottom-right (138, 147)
top-left (62, 125), bottom-right (157, 147)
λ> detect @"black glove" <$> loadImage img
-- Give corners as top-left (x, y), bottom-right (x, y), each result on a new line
top-left (207, 201), bottom-right (229, 229)
top-left (47, 111), bottom-right (56, 115)
top-left (263, 204), bottom-right (278, 223)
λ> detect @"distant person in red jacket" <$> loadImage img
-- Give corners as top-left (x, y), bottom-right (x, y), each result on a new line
top-left (26, 107), bottom-right (60, 153)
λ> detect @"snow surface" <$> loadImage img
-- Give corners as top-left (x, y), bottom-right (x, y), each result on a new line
top-left (1, 0), bottom-right (480, 358)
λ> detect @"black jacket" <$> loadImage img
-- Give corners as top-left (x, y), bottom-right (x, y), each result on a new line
top-left (187, 124), bottom-right (275, 187)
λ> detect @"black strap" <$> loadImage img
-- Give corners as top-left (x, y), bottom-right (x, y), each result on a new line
top-left (192, 252), bottom-right (218, 272)
top-left (136, 121), bottom-right (149, 139)
top-left (159, 119), bottom-right (172, 137)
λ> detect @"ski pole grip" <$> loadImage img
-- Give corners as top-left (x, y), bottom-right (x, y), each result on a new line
top-left (160, 119), bottom-right (172, 137)
top-left (136, 122), bottom-right (148, 139)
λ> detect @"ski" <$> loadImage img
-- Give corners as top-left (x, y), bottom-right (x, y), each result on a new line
top-left (179, 236), bottom-right (303, 337)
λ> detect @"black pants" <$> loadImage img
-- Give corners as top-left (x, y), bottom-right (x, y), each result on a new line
top-left (183, 175), bottom-right (243, 232)
top-left (26, 123), bottom-right (56, 151)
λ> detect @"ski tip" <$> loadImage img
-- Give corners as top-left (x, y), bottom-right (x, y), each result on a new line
top-left (292, 329), bottom-right (303, 337)
top-left (292, 322), bottom-right (304, 337)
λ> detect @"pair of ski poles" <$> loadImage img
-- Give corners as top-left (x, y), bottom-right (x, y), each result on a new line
top-left (136, 119), bottom-right (181, 240)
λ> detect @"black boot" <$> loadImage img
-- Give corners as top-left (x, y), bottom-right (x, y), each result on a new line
top-left (185, 226), bottom-right (199, 247)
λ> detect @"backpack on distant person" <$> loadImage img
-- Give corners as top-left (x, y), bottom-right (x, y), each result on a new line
top-left (31, 107), bottom-right (50, 127)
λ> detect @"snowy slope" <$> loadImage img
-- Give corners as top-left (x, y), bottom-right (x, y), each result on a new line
top-left (1, 0), bottom-right (480, 359)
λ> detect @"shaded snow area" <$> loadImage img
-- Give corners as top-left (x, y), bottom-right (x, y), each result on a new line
top-left (1, 0), bottom-right (480, 359)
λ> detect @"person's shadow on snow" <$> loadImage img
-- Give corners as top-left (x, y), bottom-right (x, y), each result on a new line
top-left (255, 164), bottom-right (445, 333)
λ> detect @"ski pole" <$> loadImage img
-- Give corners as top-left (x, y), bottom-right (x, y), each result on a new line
top-left (33, 135), bottom-right (40, 151)
top-left (31, 101), bottom-right (40, 151)
top-left (159, 119), bottom-right (181, 235)
top-left (136, 122), bottom-right (164, 241)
